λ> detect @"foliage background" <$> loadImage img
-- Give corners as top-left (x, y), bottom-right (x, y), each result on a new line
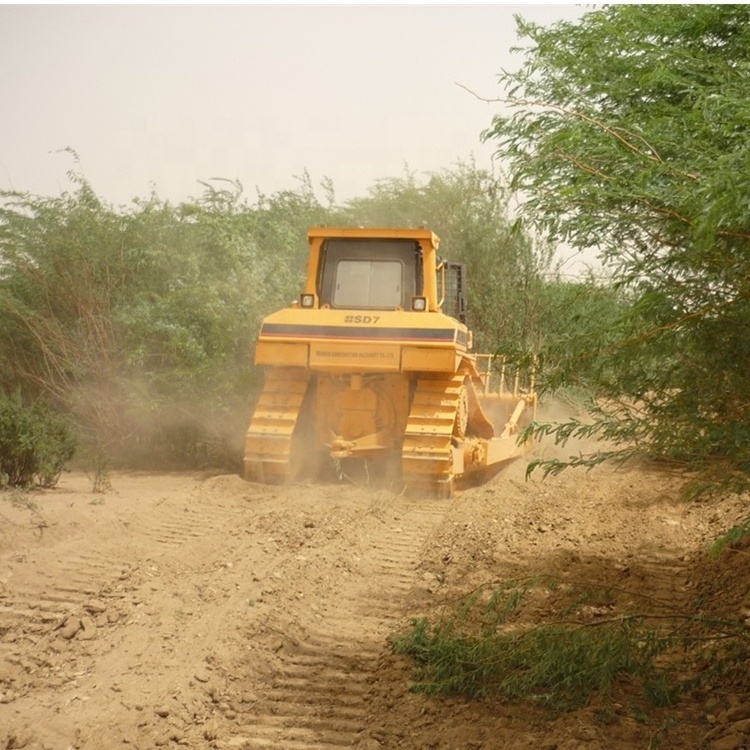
top-left (0, 160), bottom-right (615, 475)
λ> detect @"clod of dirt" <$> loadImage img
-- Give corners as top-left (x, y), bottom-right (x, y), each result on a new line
top-left (202, 722), bottom-right (219, 741)
top-left (78, 616), bottom-right (97, 640)
top-left (723, 704), bottom-right (750, 724)
top-left (58, 616), bottom-right (81, 640)
top-left (2, 732), bottom-right (31, 749)
top-left (710, 735), bottom-right (744, 750)
top-left (83, 599), bottom-right (107, 615)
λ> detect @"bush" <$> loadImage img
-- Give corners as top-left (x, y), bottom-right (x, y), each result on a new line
top-left (390, 578), bottom-right (699, 712)
top-left (0, 393), bottom-right (77, 487)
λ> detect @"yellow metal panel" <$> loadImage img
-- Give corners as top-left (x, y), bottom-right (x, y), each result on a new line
top-left (255, 341), bottom-right (308, 367)
top-left (257, 307), bottom-right (466, 347)
top-left (309, 342), bottom-right (401, 371)
top-left (401, 347), bottom-right (458, 373)
top-left (483, 436), bottom-right (529, 464)
top-left (307, 226), bottom-right (438, 245)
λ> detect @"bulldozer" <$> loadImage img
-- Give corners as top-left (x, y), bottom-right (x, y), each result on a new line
top-left (244, 227), bottom-right (536, 496)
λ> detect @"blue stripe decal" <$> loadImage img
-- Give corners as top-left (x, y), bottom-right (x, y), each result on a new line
top-left (261, 323), bottom-right (467, 346)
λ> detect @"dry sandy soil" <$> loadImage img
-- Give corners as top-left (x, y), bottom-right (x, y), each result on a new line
top-left (1, 436), bottom-right (749, 750)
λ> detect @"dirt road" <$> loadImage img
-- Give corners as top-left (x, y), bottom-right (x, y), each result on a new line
top-left (0, 452), bottom-right (748, 750)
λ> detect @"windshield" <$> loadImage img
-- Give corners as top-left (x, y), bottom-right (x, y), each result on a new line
top-left (333, 259), bottom-right (403, 308)
top-left (318, 238), bottom-right (420, 310)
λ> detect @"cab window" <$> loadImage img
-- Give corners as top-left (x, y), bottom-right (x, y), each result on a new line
top-left (318, 238), bottom-right (420, 310)
top-left (333, 259), bottom-right (403, 308)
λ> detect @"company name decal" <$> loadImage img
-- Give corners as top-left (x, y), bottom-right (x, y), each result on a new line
top-left (343, 315), bottom-right (379, 324)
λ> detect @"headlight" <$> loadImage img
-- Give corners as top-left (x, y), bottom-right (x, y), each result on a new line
top-left (411, 296), bottom-right (427, 311)
top-left (300, 293), bottom-right (316, 308)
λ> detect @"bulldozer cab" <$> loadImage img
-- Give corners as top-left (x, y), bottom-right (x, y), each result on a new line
top-left (309, 228), bottom-right (467, 324)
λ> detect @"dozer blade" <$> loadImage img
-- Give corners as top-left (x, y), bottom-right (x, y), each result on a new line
top-left (401, 373), bottom-right (466, 497)
top-left (244, 367), bottom-right (312, 484)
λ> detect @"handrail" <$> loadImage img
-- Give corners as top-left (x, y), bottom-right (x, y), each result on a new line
top-left (436, 261), bottom-right (446, 309)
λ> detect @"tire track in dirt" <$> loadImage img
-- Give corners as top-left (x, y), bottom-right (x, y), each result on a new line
top-left (0, 490), bottom-right (237, 653)
top-left (0, 476), bottom-right (243, 721)
top-left (139, 502), bottom-right (238, 548)
top-left (617, 543), bottom-right (694, 616)
top-left (222, 498), bottom-right (448, 750)
top-left (0, 544), bottom-right (135, 654)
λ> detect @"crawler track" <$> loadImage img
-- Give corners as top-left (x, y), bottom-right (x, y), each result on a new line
top-left (244, 367), bottom-right (312, 484)
top-left (401, 373), bottom-right (465, 496)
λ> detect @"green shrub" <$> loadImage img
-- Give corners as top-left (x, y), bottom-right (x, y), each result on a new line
top-left (390, 579), bottom-right (683, 712)
top-left (0, 393), bottom-right (76, 487)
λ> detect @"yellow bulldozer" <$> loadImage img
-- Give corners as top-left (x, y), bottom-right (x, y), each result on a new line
top-left (244, 227), bottom-right (536, 496)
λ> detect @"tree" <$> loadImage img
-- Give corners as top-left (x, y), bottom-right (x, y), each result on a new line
top-left (483, 5), bottom-right (750, 495)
